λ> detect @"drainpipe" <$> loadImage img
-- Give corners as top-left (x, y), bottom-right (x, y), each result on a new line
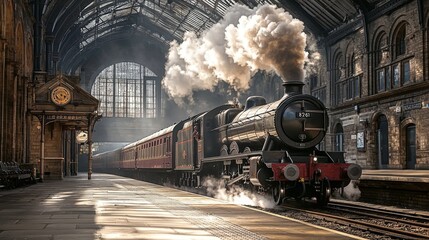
top-left (23, 81), bottom-right (28, 163)
top-left (34, 0), bottom-right (42, 71)
top-left (12, 67), bottom-right (17, 162)
top-left (1, 41), bottom-right (6, 162)
top-left (40, 115), bottom-right (45, 182)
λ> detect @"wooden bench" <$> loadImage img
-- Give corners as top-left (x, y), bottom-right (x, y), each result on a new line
top-left (0, 161), bottom-right (34, 189)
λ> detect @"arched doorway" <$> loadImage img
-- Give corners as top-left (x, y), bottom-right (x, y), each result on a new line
top-left (377, 115), bottom-right (389, 168)
top-left (405, 124), bottom-right (416, 169)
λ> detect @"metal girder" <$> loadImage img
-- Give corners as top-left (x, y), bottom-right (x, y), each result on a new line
top-left (61, 29), bottom-right (168, 74)
top-left (41, 0), bottom-right (379, 74)
top-left (350, 0), bottom-right (372, 13)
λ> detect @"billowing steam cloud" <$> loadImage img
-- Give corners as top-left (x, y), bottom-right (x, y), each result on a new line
top-left (203, 177), bottom-right (276, 209)
top-left (162, 4), bottom-right (309, 105)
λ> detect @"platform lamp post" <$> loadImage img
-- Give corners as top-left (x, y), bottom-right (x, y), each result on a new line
top-left (87, 111), bottom-right (102, 180)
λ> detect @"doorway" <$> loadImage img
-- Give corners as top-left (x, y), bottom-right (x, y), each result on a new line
top-left (377, 115), bottom-right (389, 168)
top-left (405, 124), bottom-right (416, 169)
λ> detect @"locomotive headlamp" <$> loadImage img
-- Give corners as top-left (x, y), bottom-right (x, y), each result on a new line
top-left (313, 157), bottom-right (318, 162)
top-left (347, 164), bottom-right (362, 180)
top-left (283, 164), bottom-right (300, 181)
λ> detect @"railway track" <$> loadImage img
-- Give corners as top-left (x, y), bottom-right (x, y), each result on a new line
top-left (142, 177), bottom-right (429, 239)
top-left (274, 200), bottom-right (429, 239)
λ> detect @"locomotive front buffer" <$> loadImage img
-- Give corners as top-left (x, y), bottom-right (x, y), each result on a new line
top-left (249, 151), bottom-right (362, 205)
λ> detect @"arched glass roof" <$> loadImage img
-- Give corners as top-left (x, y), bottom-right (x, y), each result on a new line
top-left (41, 0), bottom-right (378, 73)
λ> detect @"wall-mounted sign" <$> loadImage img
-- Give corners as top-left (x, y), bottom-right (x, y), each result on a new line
top-left (402, 102), bottom-right (422, 111)
top-left (357, 131), bottom-right (365, 150)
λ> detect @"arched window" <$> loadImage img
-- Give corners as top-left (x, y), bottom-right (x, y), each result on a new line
top-left (91, 62), bottom-right (160, 118)
top-left (392, 22), bottom-right (411, 87)
top-left (394, 23), bottom-right (406, 59)
top-left (309, 74), bottom-right (325, 103)
top-left (373, 22), bottom-right (412, 95)
top-left (334, 123), bottom-right (344, 152)
top-left (333, 52), bottom-right (343, 105)
top-left (374, 32), bottom-right (390, 93)
top-left (375, 32), bottom-right (387, 66)
top-left (345, 52), bottom-right (360, 100)
top-left (347, 53), bottom-right (355, 77)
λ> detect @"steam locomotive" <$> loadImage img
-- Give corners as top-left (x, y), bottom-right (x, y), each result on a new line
top-left (93, 81), bottom-right (362, 206)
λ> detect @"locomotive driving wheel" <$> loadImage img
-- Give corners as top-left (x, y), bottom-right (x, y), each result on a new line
top-left (272, 182), bottom-right (285, 205)
top-left (316, 178), bottom-right (331, 206)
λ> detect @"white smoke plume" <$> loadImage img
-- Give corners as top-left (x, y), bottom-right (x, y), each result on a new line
top-left (162, 4), bottom-right (311, 106)
top-left (203, 177), bottom-right (276, 209)
top-left (333, 180), bottom-right (361, 201)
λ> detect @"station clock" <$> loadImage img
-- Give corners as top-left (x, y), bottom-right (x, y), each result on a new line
top-left (51, 86), bottom-right (71, 106)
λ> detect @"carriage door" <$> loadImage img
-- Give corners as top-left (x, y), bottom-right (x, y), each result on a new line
top-left (193, 120), bottom-right (202, 168)
top-left (377, 115), bottom-right (389, 168)
top-left (406, 124), bottom-right (416, 169)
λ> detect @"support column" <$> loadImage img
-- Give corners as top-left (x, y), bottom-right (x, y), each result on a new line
top-left (87, 130), bottom-right (92, 180)
top-left (87, 115), bottom-right (93, 180)
top-left (39, 115), bottom-right (45, 182)
top-left (33, 0), bottom-right (44, 72)
top-left (45, 35), bottom-right (54, 75)
top-left (87, 113), bottom-right (101, 180)
top-left (65, 129), bottom-right (71, 176)
top-left (0, 40), bottom-right (6, 161)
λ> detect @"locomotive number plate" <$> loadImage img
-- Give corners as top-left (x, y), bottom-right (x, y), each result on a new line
top-left (296, 112), bottom-right (311, 118)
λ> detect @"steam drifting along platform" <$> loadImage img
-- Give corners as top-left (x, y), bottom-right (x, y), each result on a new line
top-left (0, 173), bottom-right (363, 240)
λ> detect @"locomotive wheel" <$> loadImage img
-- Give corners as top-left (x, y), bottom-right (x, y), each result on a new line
top-left (272, 182), bottom-right (285, 205)
top-left (316, 178), bottom-right (331, 206)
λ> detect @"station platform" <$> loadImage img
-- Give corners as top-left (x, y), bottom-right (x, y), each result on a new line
top-left (361, 169), bottom-right (429, 182)
top-left (0, 173), bottom-right (362, 240)
top-left (358, 169), bottom-right (429, 210)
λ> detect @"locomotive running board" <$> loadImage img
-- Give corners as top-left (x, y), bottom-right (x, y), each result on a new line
top-left (202, 151), bottom-right (262, 163)
top-left (227, 175), bottom-right (244, 186)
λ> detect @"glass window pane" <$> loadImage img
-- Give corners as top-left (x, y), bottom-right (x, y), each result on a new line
top-left (386, 67), bottom-right (391, 90)
top-left (393, 64), bottom-right (400, 88)
top-left (377, 69), bottom-right (385, 92)
top-left (91, 62), bottom-right (159, 118)
top-left (403, 60), bottom-right (410, 84)
top-left (354, 76), bottom-right (360, 98)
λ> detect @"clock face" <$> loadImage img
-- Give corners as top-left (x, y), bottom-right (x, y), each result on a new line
top-left (51, 86), bottom-right (71, 106)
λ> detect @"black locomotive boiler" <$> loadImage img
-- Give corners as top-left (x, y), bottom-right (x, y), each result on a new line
top-left (93, 81), bottom-right (362, 206)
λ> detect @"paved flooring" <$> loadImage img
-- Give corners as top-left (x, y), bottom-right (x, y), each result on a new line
top-left (0, 173), bottom-right (363, 240)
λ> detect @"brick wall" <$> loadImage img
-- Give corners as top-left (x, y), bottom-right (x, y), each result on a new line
top-left (318, 1), bottom-right (429, 169)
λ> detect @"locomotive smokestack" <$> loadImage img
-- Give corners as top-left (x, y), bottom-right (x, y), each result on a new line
top-left (282, 81), bottom-right (305, 95)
